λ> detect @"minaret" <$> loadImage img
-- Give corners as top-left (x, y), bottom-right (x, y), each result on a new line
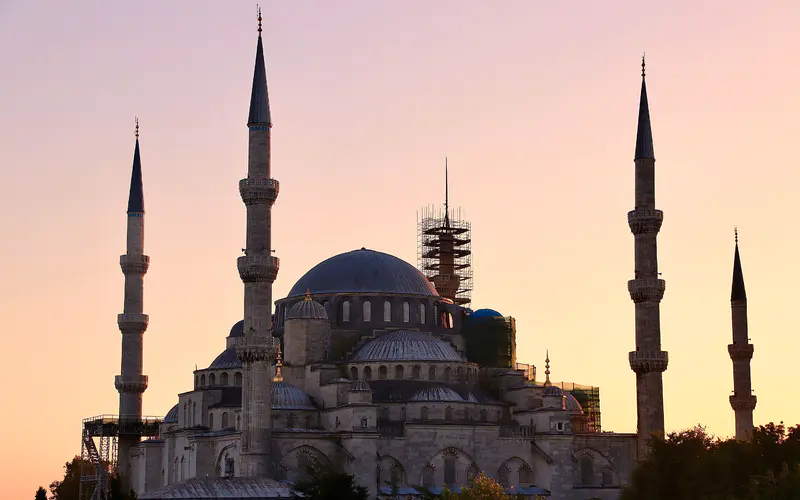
top-left (116, 118), bottom-right (150, 484)
top-left (236, 9), bottom-right (280, 477)
top-left (544, 350), bottom-right (552, 387)
top-left (627, 57), bottom-right (668, 458)
top-left (728, 228), bottom-right (756, 440)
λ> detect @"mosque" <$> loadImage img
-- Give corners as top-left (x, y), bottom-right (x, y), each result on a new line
top-left (78, 12), bottom-right (758, 500)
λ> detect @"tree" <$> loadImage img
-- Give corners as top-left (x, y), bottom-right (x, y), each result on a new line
top-left (438, 473), bottom-right (531, 500)
top-left (621, 422), bottom-right (800, 500)
top-left (291, 462), bottom-right (368, 500)
top-left (49, 456), bottom-right (91, 500)
top-left (35, 486), bottom-right (47, 500)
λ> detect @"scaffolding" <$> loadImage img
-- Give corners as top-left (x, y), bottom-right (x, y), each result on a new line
top-left (78, 414), bottom-right (162, 500)
top-left (417, 204), bottom-right (473, 307)
top-left (555, 382), bottom-right (602, 433)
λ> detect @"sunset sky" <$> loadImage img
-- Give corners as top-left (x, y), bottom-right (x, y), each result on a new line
top-left (2, 0), bottom-right (799, 497)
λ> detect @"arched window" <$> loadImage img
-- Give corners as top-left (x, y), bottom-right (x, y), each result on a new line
top-left (497, 465), bottom-right (510, 488)
top-left (349, 366), bottom-right (358, 380)
top-left (447, 312), bottom-right (453, 329)
top-left (580, 456), bottom-right (594, 486)
top-left (412, 365), bottom-right (421, 379)
top-left (420, 303), bottom-right (426, 324)
top-left (183, 404), bottom-right (187, 426)
top-left (394, 365), bottom-right (404, 379)
top-left (220, 372), bottom-right (229, 385)
top-left (234, 372), bottom-right (242, 386)
top-left (363, 366), bottom-right (372, 381)
top-left (421, 407), bottom-right (429, 420)
top-left (195, 375), bottom-right (199, 388)
top-left (423, 464), bottom-right (435, 487)
top-left (445, 406), bottom-right (453, 420)
top-left (192, 402), bottom-right (196, 426)
top-left (428, 366), bottom-right (436, 381)
top-left (601, 468), bottom-right (613, 486)
top-left (383, 301), bottom-right (391, 322)
top-left (456, 367), bottom-right (463, 382)
top-left (342, 300), bottom-right (351, 322)
top-left (400, 406), bottom-right (407, 421)
top-left (444, 367), bottom-right (451, 382)
top-left (379, 406), bottom-right (390, 420)
top-left (224, 456), bottom-right (235, 478)
top-left (222, 412), bottom-right (229, 428)
top-left (480, 409), bottom-right (487, 422)
top-left (286, 413), bottom-right (296, 428)
top-left (208, 412), bottom-right (214, 429)
top-left (362, 301), bottom-right (371, 322)
top-left (201, 374), bottom-right (206, 387)
top-left (390, 462), bottom-right (405, 486)
top-left (305, 415), bottom-right (313, 429)
top-left (379, 365), bottom-right (387, 380)
top-left (464, 407), bottom-right (471, 420)
top-left (444, 455), bottom-right (457, 487)
top-left (434, 305), bottom-right (439, 326)
top-left (519, 464), bottom-right (533, 485)
top-left (403, 302), bottom-right (410, 322)
top-left (209, 373), bottom-right (216, 386)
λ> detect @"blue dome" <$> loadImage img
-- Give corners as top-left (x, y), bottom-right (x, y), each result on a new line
top-left (287, 248), bottom-right (439, 298)
top-left (471, 308), bottom-right (503, 318)
top-left (543, 385), bottom-right (563, 397)
top-left (229, 320), bottom-right (244, 338)
top-left (352, 330), bottom-right (462, 362)
top-left (272, 381), bottom-right (316, 410)
top-left (163, 404), bottom-right (179, 423)
top-left (208, 347), bottom-right (241, 369)
top-left (565, 392), bottom-right (583, 414)
top-left (287, 298), bottom-right (328, 320)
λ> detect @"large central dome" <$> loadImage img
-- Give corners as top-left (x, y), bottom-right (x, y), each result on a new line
top-left (287, 248), bottom-right (439, 298)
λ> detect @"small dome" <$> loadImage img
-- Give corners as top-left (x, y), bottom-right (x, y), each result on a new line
top-left (351, 330), bottom-right (462, 362)
top-left (272, 381), bottom-right (315, 410)
top-left (208, 347), bottom-right (241, 369)
top-left (543, 385), bottom-right (563, 397)
top-left (229, 320), bottom-right (244, 338)
top-left (471, 308), bottom-right (503, 319)
top-left (163, 404), bottom-right (178, 423)
top-left (349, 380), bottom-right (371, 392)
top-left (287, 297), bottom-right (328, 320)
top-left (565, 392), bottom-right (583, 414)
top-left (410, 386), bottom-right (464, 402)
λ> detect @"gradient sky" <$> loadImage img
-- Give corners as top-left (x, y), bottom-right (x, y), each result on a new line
top-left (2, 0), bottom-right (799, 496)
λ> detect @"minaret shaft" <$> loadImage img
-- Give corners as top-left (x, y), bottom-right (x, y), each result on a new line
top-left (729, 240), bottom-right (756, 440)
top-left (116, 135), bottom-right (149, 487)
top-left (236, 23), bottom-right (279, 477)
top-left (628, 63), bottom-right (668, 459)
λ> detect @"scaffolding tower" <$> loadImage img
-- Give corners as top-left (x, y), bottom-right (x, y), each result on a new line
top-left (78, 414), bottom-right (161, 500)
top-left (417, 159), bottom-right (473, 307)
top-left (556, 382), bottom-right (602, 433)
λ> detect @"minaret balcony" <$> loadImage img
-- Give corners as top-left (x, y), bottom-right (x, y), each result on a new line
top-left (628, 350), bottom-right (669, 374)
top-left (728, 342), bottom-right (754, 361)
top-left (120, 254), bottom-right (150, 275)
top-left (729, 394), bottom-right (757, 411)
top-left (237, 255), bottom-right (280, 283)
top-left (235, 335), bottom-right (278, 363)
top-left (628, 209), bottom-right (663, 235)
top-left (239, 178), bottom-right (279, 206)
top-left (628, 278), bottom-right (665, 303)
top-left (115, 374), bottom-right (149, 393)
top-left (117, 313), bottom-right (149, 334)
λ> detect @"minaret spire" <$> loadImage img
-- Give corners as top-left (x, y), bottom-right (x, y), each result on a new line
top-left (728, 228), bottom-right (756, 440)
top-left (627, 57), bottom-right (668, 458)
top-left (444, 157), bottom-right (450, 227)
top-left (544, 350), bottom-right (551, 387)
top-left (116, 119), bottom-right (150, 488)
top-left (237, 10), bottom-right (280, 478)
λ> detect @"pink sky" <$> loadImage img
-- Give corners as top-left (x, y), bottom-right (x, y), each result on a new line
top-left (2, 0), bottom-right (799, 496)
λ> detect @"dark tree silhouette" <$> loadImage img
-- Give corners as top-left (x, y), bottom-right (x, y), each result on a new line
top-left (291, 462), bottom-right (368, 500)
top-left (34, 486), bottom-right (47, 500)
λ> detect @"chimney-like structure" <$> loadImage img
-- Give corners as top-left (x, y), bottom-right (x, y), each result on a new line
top-left (236, 10), bottom-right (280, 477)
top-left (728, 229), bottom-right (756, 440)
top-left (116, 119), bottom-right (150, 484)
top-left (627, 57), bottom-right (668, 458)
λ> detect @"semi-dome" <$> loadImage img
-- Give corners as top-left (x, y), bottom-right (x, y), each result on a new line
top-left (409, 386), bottom-right (464, 402)
top-left (208, 347), bottom-right (241, 369)
top-left (272, 381), bottom-right (316, 410)
top-left (163, 404), bottom-right (178, 423)
top-left (565, 392), bottom-right (583, 414)
top-left (287, 295), bottom-right (328, 320)
top-left (470, 308), bottom-right (503, 319)
top-left (229, 320), bottom-right (244, 338)
top-left (351, 330), bottom-right (462, 362)
top-left (287, 248), bottom-right (439, 298)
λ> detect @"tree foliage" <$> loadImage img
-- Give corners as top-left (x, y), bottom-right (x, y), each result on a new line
top-left (35, 486), bottom-right (47, 500)
top-left (291, 462), bottom-right (368, 500)
top-left (47, 455), bottom-right (134, 500)
top-left (621, 422), bottom-right (800, 500)
top-left (437, 473), bottom-right (532, 500)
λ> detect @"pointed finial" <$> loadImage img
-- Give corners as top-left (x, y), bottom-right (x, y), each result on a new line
top-left (305, 288), bottom-right (312, 301)
top-left (273, 344), bottom-right (284, 382)
top-left (134, 117), bottom-right (139, 139)
top-left (444, 157), bottom-right (450, 227)
top-left (734, 226), bottom-right (739, 244)
top-left (641, 53), bottom-right (646, 77)
top-left (257, 5), bottom-right (262, 34)
top-left (544, 350), bottom-right (552, 387)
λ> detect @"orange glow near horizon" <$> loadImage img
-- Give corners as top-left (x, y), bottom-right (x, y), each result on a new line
top-left (2, 1), bottom-right (799, 497)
